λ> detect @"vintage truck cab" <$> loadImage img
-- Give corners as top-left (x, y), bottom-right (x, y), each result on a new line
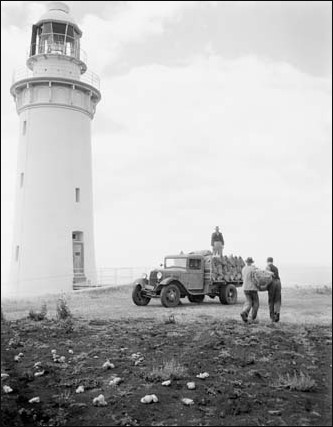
top-left (132, 252), bottom-right (243, 308)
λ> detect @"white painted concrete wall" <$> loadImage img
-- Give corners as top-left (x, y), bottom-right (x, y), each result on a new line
top-left (10, 105), bottom-right (97, 296)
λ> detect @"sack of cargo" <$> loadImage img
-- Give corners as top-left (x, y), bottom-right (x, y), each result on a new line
top-left (253, 269), bottom-right (273, 290)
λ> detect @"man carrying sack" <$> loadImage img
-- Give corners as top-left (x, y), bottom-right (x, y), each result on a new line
top-left (211, 226), bottom-right (224, 257)
top-left (240, 257), bottom-right (259, 323)
top-left (266, 257), bottom-right (282, 323)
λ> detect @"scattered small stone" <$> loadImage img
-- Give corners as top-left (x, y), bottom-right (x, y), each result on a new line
top-left (14, 355), bottom-right (21, 362)
top-left (93, 356), bottom-right (99, 359)
top-left (34, 370), bottom-right (45, 377)
top-left (69, 402), bottom-right (88, 409)
top-left (68, 349), bottom-right (74, 354)
top-left (187, 382), bottom-right (196, 390)
top-left (196, 372), bottom-right (209, 379)
top-left (181, 398), bottom-right (194, 406)
top-left (59, 356), bottom-right (66, 363)
top-left (268, 410), bottom-right (282, 416)
top-left (162, 380), bottom-right (171, 387)
top-left (3, 385), bottom-right (13, 393)
top-left (93, 394), bottom-right (107, 406)
top-left (76, 385), bottom-right (85, 394)
top-left (51, 350), bottom-right (57, 354)
top-left (33, 362), bottom-right (42, 369)
top-left (29, 397), bottom-right (40, 404)
top-left (140, 394), bottom-right (158, 404)
top-left (102, 360), bottom-right (115, 370)
top-left (18, 353), bottom-right (24, 358)
top-left (109, 377), bottom-right (123, 386)
top-left (1, 373), bottom-right (9, 379)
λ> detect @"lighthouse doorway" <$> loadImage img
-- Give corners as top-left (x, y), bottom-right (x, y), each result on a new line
top-left (72, 231), bottom-right (86, 284)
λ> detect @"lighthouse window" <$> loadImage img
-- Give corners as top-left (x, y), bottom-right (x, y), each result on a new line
top-left (75, 188), bottom-right (80, 203)
top-left (15, 246), bottom-right (20, 262)
top-left (22, 120), bottom-right (27, 135)
top-left (20, 173), bottom-right (24, 188)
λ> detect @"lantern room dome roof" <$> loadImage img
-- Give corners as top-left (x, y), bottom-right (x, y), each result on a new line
top-left (35, 2), bottom-right (82, 35)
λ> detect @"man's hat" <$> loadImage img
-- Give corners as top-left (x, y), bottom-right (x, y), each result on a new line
top-left (245, 257), bottom-right (254, 264)
top-left (267, 257), bottom-right (273, 263)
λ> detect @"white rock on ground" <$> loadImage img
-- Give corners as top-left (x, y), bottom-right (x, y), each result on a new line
top-left (162, 380), bottom-right (171, 386)
top-left (109, 377), bottom-right (122, 386)
top-left (29, 397), bottom-right (40, 403)
top-left (93, 394), bottom-right (107, 406)
top-left (181, 398), bottom-right (194, 406)
top-left (1, 373), bottom-right (9, 379)
top-left (3, 385), bottom-right (13, 393)
top-left (140, 394), bottom-right (159, 404)
top-left (102, 360), bottom-right (115, 369)
top-left (196, 372), bottom-right (209, 379)
top-left (34, 370), bottom-right (45, 377)
top-left (75, 386), bottom-right (85, 393)
top-left (187, 382), bottom-right (196, 390)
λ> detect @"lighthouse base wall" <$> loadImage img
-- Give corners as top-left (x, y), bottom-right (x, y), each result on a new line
top-left (9, 106), bottom-right (97, 297)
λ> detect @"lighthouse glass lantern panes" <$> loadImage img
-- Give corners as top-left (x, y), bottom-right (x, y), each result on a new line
top-left (52, 22), bottom-right (66, 54)
top-left (65, 25), bottom-right (75, 57)
top-left (39, 22), bottom-right (53, 54)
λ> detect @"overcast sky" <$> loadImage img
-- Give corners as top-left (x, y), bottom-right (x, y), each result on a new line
top-left (1, 1), bottom-right (332, 283)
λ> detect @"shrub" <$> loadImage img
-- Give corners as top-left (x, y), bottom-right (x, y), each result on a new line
top-left (273, 371), bottom-right (316, 391)
top-left (59, 317), bottom-right (75, 334)
top-left (28, 303), bottom-right (47, 321)
top-left (56, 296), bottom-right (72, 320)
top-left (315, 285), bottom-right (332, 295)
top-left (147, 358), bottom-right (187, 381)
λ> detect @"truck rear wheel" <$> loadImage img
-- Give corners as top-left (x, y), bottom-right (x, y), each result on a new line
top-left (161, 283), bottom-right (180, 307)
top-left (132, 284), bottom-right (151, 306)
top-left (188, 294), bottom-right (205, 303)
top-left (219, 284), bottom-right (237, 305)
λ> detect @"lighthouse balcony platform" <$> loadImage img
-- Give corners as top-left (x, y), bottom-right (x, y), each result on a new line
top-left (12, 64), bottom-right (100, 92)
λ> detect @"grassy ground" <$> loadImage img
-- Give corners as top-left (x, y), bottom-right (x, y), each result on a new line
top-left (1, 284), bottom-right (332, 325)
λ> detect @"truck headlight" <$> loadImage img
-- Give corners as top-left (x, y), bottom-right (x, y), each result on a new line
top-left (157, 271), bottom-right (163, 281)
top-left (142, 273), bottom-right (148, 279)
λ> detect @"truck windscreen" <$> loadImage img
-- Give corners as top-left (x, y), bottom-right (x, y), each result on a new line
top-left (165, 258), bottom-right (187, 268)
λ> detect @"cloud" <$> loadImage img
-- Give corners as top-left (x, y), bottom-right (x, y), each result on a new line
top-left (1, 1), bottom-right (331, 285)
top-left (89, 54), bottom-right (332, 268)
top-left (80, 1), bottom-right (215, 73)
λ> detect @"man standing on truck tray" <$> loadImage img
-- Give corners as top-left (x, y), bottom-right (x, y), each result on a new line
top-left (211, 226), bottom-right (224, 257)
top-left (240, 257), bottom-right (259, 323)
top-left (266, 257), bottom-right (282, 322)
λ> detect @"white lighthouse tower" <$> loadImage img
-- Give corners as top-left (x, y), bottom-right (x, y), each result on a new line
top-left (9, 2), bottom-right (101, 296)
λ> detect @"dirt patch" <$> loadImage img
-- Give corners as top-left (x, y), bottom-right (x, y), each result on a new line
top-left (1, 316), bottom-right (332, 426)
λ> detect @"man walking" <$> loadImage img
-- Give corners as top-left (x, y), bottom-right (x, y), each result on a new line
top-left (211, 226), bottom-right (224, 257)
top-left (240, 257), bottom-right (259, 323)
top-left (266, 257), bottom-right (282, 322)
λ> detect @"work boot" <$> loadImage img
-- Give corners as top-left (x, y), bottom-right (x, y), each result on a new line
top-left (240, 312), bottom-right (248, 323)
top-left (274, 313), bottom-right (280, 323)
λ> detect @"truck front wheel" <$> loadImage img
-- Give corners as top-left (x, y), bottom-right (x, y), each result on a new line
top-left (132, 284), bottom-right (151, 306)
top-left (161, 283), bottom-right (181, 307)
top-left (219, 284), bottom-right (237, 305)
top-left (188, 294), bottom-right (205, 303)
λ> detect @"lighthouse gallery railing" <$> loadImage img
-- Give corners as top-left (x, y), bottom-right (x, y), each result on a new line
top-left (12, 65), bottom-right (100, 91)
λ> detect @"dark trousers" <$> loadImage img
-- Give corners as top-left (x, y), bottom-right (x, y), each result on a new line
top-left (268, 279), bottom-right (281, 321)
top-left (242, 291), bottom-right (259, 320)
